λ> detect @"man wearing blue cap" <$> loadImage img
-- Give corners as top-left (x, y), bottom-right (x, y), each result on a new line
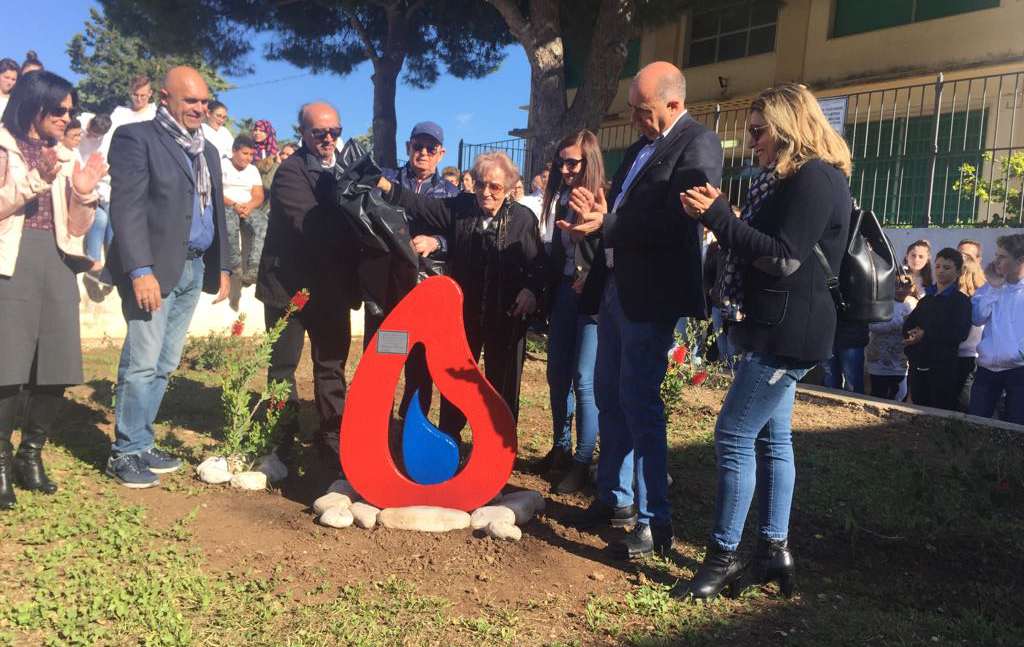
top-left (384, 121), bottom-right (460, 200)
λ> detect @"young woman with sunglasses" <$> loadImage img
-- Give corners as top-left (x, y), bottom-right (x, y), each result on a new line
top-left (535, 129), bottom-right (608, 492)
top-left (0, 71), bottom-right (107, 510)
top-left (680, 83), bottom-right (853, 600)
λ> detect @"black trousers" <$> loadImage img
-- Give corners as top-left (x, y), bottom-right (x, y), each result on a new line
top-left (909, 360), bottom-right (958, 411)
top-left (869, 374), bottom-right (904, 400)
top-left (265, 297), bottom-right (352, 452)
top-left (439, 313), bottom-right (526, 438)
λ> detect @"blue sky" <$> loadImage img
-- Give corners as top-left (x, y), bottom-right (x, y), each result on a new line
top-left (4, 0), bottom-right (532, 170)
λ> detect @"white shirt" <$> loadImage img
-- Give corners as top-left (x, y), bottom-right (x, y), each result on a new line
top-left (0, 95), bottom-right (9, 117)
top-left (517, 194), bottom-right (543, 224)
top-left (972, 281), bottom-right (1024, 371)
top-left (202, 123), bottom-right (235, 159)
top-left (606, 110), bottom-right (688, 268)
top-left (222, 161), bottom-right (262, 205)
top-left (109, 103), bottom-right (156, 132)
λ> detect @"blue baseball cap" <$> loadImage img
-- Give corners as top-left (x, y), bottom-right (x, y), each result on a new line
top-left (410, 121), bottom-right (444, 145)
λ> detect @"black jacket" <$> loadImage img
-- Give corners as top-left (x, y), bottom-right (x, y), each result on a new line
top-left (700, 159), bottom-right (852, 362)
top-left (257, 146), bottom-right (361, 310)
top-left (902, 287), bottom-right (971, 368)
top-left (585, 113), bottom-right (724, 323)
top-left (104, 120), bottom-right (229, 296)
top-left (546, 197), bottom-right (605, 316)
top-left (386, 185), bottom-right (546, 326)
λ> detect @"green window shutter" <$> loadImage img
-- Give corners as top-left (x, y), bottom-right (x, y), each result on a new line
top-left (915, 0), bottom-right (1000, 22)
top-left (833, 0), bottom-right (913, 37)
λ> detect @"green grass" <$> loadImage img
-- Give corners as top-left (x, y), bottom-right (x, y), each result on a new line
top-left (2, 342), bottom-right (1023, 645)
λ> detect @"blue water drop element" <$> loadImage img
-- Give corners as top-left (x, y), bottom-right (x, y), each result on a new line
top-left (402, 390), bottom-right (459, 485)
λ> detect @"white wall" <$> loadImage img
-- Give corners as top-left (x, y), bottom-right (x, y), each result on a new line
top-left (79, 279), bottom-right (365, 341)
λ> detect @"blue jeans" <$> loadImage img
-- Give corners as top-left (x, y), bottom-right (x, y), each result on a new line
top-left (822, 346), bottom-right (865, 394)
top-left (112, 257), bottom-right (205, 455)
top-left (594, 280), bottom-right (676, 526)
top-left (968, 365), bottom-right (1024, 425)
top-left (546, 277), bottom-right (599, 464)
top-left (711, 352), bottom-right (810, 551)
top-left (85, 202), bottom-right (113, 262)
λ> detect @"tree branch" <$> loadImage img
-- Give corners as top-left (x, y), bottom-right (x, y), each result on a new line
top-left (486, 0), bottom-right (531, 47)
top-left (347, 13), bottom-right (380, 62)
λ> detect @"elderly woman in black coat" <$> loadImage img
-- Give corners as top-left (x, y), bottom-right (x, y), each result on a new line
top-left (377, 151), bottom-right (546, 434)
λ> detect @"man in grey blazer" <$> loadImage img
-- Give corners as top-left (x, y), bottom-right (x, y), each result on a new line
top-left (104, 66), bottom-right (230, 488)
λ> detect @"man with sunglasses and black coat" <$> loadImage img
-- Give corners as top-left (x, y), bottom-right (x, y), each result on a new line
top-left (257, 101), bottom-right (361, 466)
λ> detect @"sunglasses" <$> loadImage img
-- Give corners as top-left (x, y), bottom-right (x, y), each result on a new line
top-left (48, 106), bottom-right (77, 119)
top-left (748, 124), bottom-right (768, 141)
top-left (410, 141), bottom-right (441, 155)
top-left (559, 158), bottom-right (583, 170)
top-left (475, 181), bottom-right (506, 195)
top-left (310, 127), bottom-right (342, 141)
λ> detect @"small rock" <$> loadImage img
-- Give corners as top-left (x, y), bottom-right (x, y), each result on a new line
top-left (313, 492), bottom-right (352, 516)
top-left (485, 521), bottom-right (522, 541)
top-left (327, 478), bottom-right (360, 500)
top-left (255, 453), bottom-right (288, 483)
top-left (230, 471), bottom-right (267, 491)
top-left (318, 506), bottom-right (354, 529)
top-left (588, 571), bottom-right (605, 581)
top-left (350, 502), bottom-right (381, 529)
top-left (470, 505), bottom-right (516, 530)
top-left (378, 506), bottom-right (471, 532)
top-left (196, 456), bottom-right (232, 484)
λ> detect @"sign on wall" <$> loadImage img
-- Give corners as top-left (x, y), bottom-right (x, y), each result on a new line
top-left (818, 96), bottom-right (849, 134)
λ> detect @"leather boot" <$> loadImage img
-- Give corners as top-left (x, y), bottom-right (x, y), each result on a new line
top-left (686, 544), bottom-right (745, 600)
top-left (553, 460), bottom-right (588, 494)
top-left (738, 537), bottom-right (796, 599)
top-left (0, 389), bottom-right (21, 509)
top-left (13, 391), bottom-right (60, 494)
top-left (0, 440), bottom-right (15, 510)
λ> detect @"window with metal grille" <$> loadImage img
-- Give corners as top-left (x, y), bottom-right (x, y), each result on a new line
top-left (687, 0), bottom-right (778, 67)
top-left (832, 0), bottom-right (1000, 38)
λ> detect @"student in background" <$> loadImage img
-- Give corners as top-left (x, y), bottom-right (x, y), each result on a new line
top-left (904, 239), bottom-right (933, 296)
top-left (866, 275), bottom-right (918, 400)
top-left (968, 233), bottom-right (1024, 425)
top-left (903, 248), bottom-right (971, 410)
top-left (955, 255), bottom-right (987, 409)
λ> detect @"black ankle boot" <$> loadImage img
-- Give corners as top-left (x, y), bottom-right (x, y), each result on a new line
top-left (686, 544), bottom-right (744, 600)
top-left (0, 389), bottom-right (21, 510)
top-left (0, 441), bottom-right (16, 510)
top-left (740, 537), bottom-right (796, 599)
top-left (553, 460), bottom-right (588, 494)
top-left (13, 392), bottom-right (60, 494)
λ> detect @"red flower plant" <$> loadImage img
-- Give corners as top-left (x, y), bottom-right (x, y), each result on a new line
top-left (230, 318), bottom-right (244, 337)
top-left (690, 371), bottom-right (709, 386)
top-left (671, 345), bottom-right (688, 365)
top-left (269, 398), bottom-right (287, 412)
top-left (290, 289), bottom-right (310, 312)
top-left (994, 478), bottom-right (1010, 494)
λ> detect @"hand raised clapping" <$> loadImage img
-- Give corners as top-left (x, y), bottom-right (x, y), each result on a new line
top-left (680, 183), bottom-right (721, 220)
top-left (557, 186), bottom-right (607, 241)
top-left (71, 152), bottom-right (109, 196)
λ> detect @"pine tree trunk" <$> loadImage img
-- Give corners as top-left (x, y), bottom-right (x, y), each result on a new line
top-left (371, 57), bottom-right (402, 169)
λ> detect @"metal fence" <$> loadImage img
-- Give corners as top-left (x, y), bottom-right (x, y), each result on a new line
top-left (459, 69), bottom-right (1024, 227)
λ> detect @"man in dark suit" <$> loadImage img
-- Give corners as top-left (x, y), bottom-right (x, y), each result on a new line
top-left (575, 61), bottom-right (724, 558)
top-left (104, 66), bottom-right (231, 488)
top-left (256, 102), bottom-right (361, 465)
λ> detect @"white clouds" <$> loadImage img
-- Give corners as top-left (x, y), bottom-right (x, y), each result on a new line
top-left (455, 112), bottom-right (474, 125)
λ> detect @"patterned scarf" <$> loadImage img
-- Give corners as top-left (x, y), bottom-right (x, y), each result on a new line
top-left (252, 120), bottom-right (278, 160)
top-left (154, 105), bottom-right (211, 210)
top-left (716, 168), bottom-right (779, 322)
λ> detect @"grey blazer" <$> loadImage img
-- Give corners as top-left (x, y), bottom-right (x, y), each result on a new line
top-left (104, 120), bottom-right (228, 296)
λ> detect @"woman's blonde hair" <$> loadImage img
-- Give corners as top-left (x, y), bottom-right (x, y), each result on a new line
top-left (751, 83), bottom-right (852, 179)
top-left (959, 254), bottom-right (987, 296)
top-left (472, 151), bottom-right (520, 193)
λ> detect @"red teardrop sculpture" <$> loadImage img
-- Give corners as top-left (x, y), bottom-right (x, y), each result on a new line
top-left (339, 276), bottom-right (517, 511)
